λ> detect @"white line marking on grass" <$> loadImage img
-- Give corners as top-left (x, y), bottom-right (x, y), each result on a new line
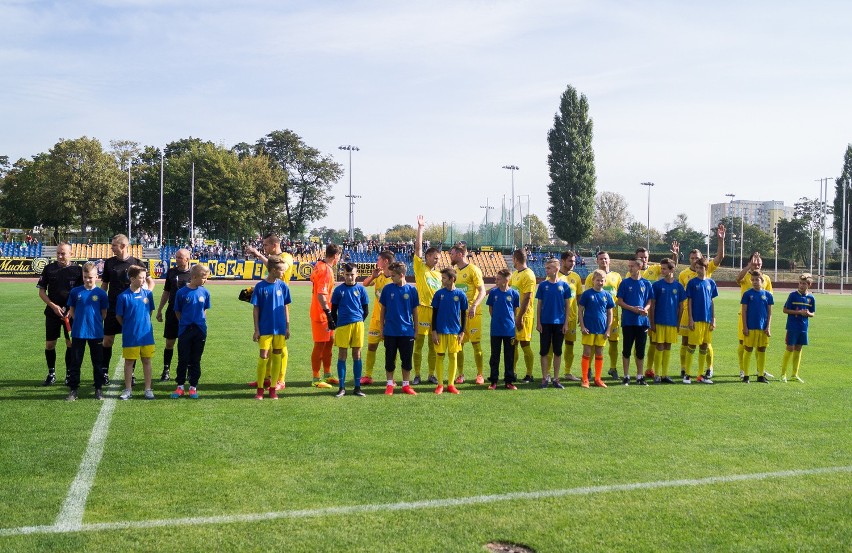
top-left (52, 359), bottom-right (125, 532)
top-left (2, 465), bottom-right (850, 537)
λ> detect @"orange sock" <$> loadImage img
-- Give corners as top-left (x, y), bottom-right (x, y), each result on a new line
top-left (311, 343), bottom-right (324, 378)
top-left (322, 341), bottom-right (333, 373)
top-left (594, 355), bottom-right (604, 380)
top-left (581, 355), bottom-right (591, 384)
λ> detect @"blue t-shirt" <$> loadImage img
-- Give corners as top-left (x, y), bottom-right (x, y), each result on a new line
top-left (251, 279), bottom-right (292, 336)
top-left (784, 290), bottom-right (816, 332)
top-left (487, 287), bottom-right (520, 337)
top-left (651, 280), bottom-right (686, 327)
top-left (578, 288), bottom-right (614, 335)
top-left (535, 279), bottom-right (572, 325)
top-left (67, 285), bottom-right (108, 340)
top-left (331, 283), bottom-right (369, 327)
top-left (617, 276), bottom-right (654, 327)
top-left (430, 287), bottom-right (469, 334)
top-left (174, 285), bottom-right (211, 336)
top-left (379, 283), bottom-right (419, 337)
top-left (115, 287), bottom-right (155, 347)
top-left (686, 277), bottom-right (718, 323)
top-left (741, 288), bottom-right (773, 331)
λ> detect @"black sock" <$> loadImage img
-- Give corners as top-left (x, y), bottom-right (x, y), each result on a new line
top-left (64, 348), bottom-right (74, 371)
top-left (102, 346), bottom-right (112, 373)
top-left (45, 349), bottom-right (56, 371)
top-left (163, 348), bottom-right (174, 370)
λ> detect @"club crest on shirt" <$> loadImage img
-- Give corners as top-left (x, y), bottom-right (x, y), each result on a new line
top-left (143, 297), bottom-right (148, 304)
top-left (354, 291), bottom-right (360, 297)
top-left (453, 296), bottom-right (459, 302)
top-left (276, 289), bottom-right (282, 296)
top-left (403, 293), bottom-right (410, 300)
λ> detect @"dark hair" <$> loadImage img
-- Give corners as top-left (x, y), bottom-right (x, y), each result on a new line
top-left (325, 243), bottom-right (341, 258)
top-left (561, 250), bottom-right (575, 260)
top-left (512, 249), bottom-right (526, 263)
top-left (342, 263), bottom-right (356, 273)
top-left (440, 267), bottom-right (457, 280)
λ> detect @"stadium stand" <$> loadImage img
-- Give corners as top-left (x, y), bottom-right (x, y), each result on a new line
top-left (0, 242), bottom-right (42, 257)
top-left (69, 243), bottom-right (144, 259)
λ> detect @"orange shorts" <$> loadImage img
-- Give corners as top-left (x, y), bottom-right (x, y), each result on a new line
top-left (311, 318), bottom-right (334, 343)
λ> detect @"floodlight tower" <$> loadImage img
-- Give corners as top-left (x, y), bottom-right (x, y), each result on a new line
top-left (339, 145), bottom-right (360, 241)
top-left (502, 165), bottom-right (519, 248)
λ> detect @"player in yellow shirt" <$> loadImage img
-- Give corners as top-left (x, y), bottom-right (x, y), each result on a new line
top-left (677, 224), bottom-right (725, 378)
top-left (735, 251), bottom-right (774, 380)
top-left (245, 233), bottom-right (295, 389)
top-left (584, 251), bottom-right (621, 381)
top-left (359, 250), bottom-right (395, 385)
top-left (635, 242), bottom-right (679, 376)
top-left (557, 250), bottom-right (584, 381)
top-left (412, 215), bottom-right (441, 385)
top-left (450, 244), bottom-right (486, 384)
top-left (510, 249), bottom-right (537, 383)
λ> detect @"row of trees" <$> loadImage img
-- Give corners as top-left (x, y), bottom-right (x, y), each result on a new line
top-left (0, 131), bottom-right (343, 243)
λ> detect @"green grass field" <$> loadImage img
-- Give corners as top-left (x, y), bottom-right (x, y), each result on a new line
top-left (1, 280), bottom-right (850, 552)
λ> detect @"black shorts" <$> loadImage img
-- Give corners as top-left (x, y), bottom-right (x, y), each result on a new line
top-left (622, 325), bottom-right (648, 359)
top-left (539, 323), bottom-right (564, 357)
top-left (45, 311), bottom-right (65, 342)
top-left (163, 309), bottom-right (179, 340)
top-left (104, 312), bottom-right (123, 337)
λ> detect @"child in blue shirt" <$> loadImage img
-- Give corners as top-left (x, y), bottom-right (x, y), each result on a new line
top-left (535, 258), bottom-right (572, 389)
top-left (781, 273), bottom-right (816, 382)
top-left (330, 263), bottom-right (370, 398)
top-left (649, 258), bottom-right (685, 383)
top-left (171, 264), bottom-right (211, 399)
top-left (577, 269), bottom-right (615, 388)
top-left (116, 265), bottom-right (156, 400)
top-left (65, 261), bottom-right (108, 400)
top-left (250, 256), bottom-right (292, 400)
top-left (430, 267), bottom-right (468, 394)
top-left (486, 269), bottom-right (520, 390)
top-left (684, 259), bottom-right (718, 384)
top-left (740, 270), bottom-right (773, 383)
top-left (379, 261), bottom-right (420, 396)
top-left (616, 259), bottom-right (654, 386)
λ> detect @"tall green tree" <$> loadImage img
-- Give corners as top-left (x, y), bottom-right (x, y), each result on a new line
top-left (591, 191), bottom-right (630, 245)
top-left (546, 84), bottom-right (596, 247)
top-left (832, 143), bottom-right (852, 248)
top-left (256, 130), bottom-right (343, 237)
top-left (663, 213), bottom-right (707, 261)
top-left (776, 217), bottom-right (810, 266)
top-left (516, 213), bottom-right (550, 245)
top-left (384, 224), bottom-right (416, 243)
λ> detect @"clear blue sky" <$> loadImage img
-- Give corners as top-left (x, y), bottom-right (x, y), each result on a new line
top-left (2, 1), bottom-right (850, 240)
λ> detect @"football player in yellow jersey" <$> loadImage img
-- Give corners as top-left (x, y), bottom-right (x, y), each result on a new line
top-left (359, 250), bottom-right (395, 385)
top-left (245, 233), bottom-right (296, 389)
top-left (735, 252), bottom-right (774, 380)
top-left (509, 249), bottom-right (537, 383)
top-left (412, 215), bottom-right (441, 385)
top-left (677, 224), bottom-right (726, 378)
top-left (584, 251), bottom-right (622, 381)
top-left (635, 242), bottom-right (679, 377)
top-left (557, 251), bottom-right (584, 381)
top-left (450, 244), bottom-right (486, 384)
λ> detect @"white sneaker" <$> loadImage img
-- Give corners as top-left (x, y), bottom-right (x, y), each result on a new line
top-left (794, 376), bottom-right (804, 383)
top-left (781, 376), bottom-right (788, 382)
top-left (682, 376), bottom-right (691, 384)
top-left (119, 389), bottom-right (132, 400)
top-left (739, 370), bottom-right (745, 379)
top-left (763, 370), bottom-right (774, 379)
top-left (706, 367), bottom-right (714, 379)
top-left (144, 389), bottom-right (155, 400)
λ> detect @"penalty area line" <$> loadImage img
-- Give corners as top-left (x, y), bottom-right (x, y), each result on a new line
top-left (1, 465), bottom-right (850, 537)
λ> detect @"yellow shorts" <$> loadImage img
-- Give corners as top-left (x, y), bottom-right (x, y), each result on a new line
top-left (688, 322), bottom-right (713, 347)
top-left (334, 322), bottom-right (364, 349)
top-left (416, 306), bottom-right (433, 336)
top-left (743, 330), bottom-right (769, 349)
top-left (123, 344), bottom-right (155, 360)
top-left (434, 333), bottom-right (462, 355)
top-left (563, 319), bottom-right (577, 341)
top-left (367, 319), bottom-right (383, 345)
top-left (581, 333), bottom-right (608, 347)
top-left (738, 315), bottom-right (745, 341)
top-left (608, 323), bottom-right (620, 342)
top-left (515, 312), bottom-right (534, 342)
top-left (679, 309), bottom-right (691, 337)
top-left (462, 312), bottom-right (482, 344)
top-left (258, 334), bottom-right (286, 351)
top-left (653, 325), bottom-right (679, 345)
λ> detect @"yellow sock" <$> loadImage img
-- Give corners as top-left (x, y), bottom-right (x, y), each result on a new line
top-left (608, 340), bottom-right (619, 370)
top-left (414, 334), bottom-right (426, 377)
top-left (680, 346), bottom-right (688, 372)
top-left (756, 350), bottom-right (766, 376)
top-left (427, 341), bottom-right (437, 377)
top-left (563, 341), bottom-right (575, 373)
top-left (646, 346), bottom-right (656, 373)
top-left (264, 356), bottom-right (272, 380)
top-left (792, 350), bottom-right (803, 376)
top-left (448, 352), bottom-right (458, 384)
top-left (365, 348), bottom-right (376, 377)
top-left (742, 349), bottom-right (752, 376)
top-left (280, 346), bottom-right (289, 381)
top-left (683, 347), bottom-right (695, 377)
top-left (706, 343), bottom-right (714, 368)
top-left (457, 348), bottom-right (465, 377)
top-left (697, 349), bottom-right (707, 377)
top-left (782, 349), bottom-right (792, 377)
top-left (270, 353), bottom-right (283, 384)
top-left (737, 342), bottom-right (745, 371)
top-left (256, 357), bottom-right (267, 388)
top-left (436, 353), bottom-right (445, 385)
top-left (523, 344), bottom-right (535, 377)
top-left (472, 342), bottom-right (484, 376)
top-left (661, 349), bottom-right (671, 377)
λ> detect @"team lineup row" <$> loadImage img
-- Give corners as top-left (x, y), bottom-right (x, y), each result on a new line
top-left (36, 222), bottom-right (816, 401)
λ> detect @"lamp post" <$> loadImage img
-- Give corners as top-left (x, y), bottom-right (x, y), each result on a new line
top-left (502, 165), bottom-right (519, 248)
top-left (518, 194), bottom-right (530, 246)
top-left (127, 163), bottom-right (132, 240)
top-left (725, 194), bottom-right (736, 267)
top-left (159, 150), bottom-right (164, 247)
top-left (339, 145), bottom-right (360, 242)
top-left (641, 182), bottom-right (654, 250)
top-left (480, 199), bottom-right (494, 245)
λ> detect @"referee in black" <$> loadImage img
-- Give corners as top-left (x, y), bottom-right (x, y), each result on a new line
top-left (155, 248), bottom-right (191, 381)
top-left (36, 242), bottom-right (82, 386)
top-left (100, 234), bottom-right (154, 384)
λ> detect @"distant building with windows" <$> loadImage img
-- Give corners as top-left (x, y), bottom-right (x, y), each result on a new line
top-left (710, 200), bottom-right (795, 234)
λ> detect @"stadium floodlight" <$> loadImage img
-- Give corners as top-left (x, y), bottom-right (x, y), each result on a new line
top-left (339, 145), bottom-right (360, 242)
top-left (725, 194), bottom-right (736, 267)
top-left (640, 182), bottom-right (655, 250)
top-left (502, 165), bottom-right (519, 248)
